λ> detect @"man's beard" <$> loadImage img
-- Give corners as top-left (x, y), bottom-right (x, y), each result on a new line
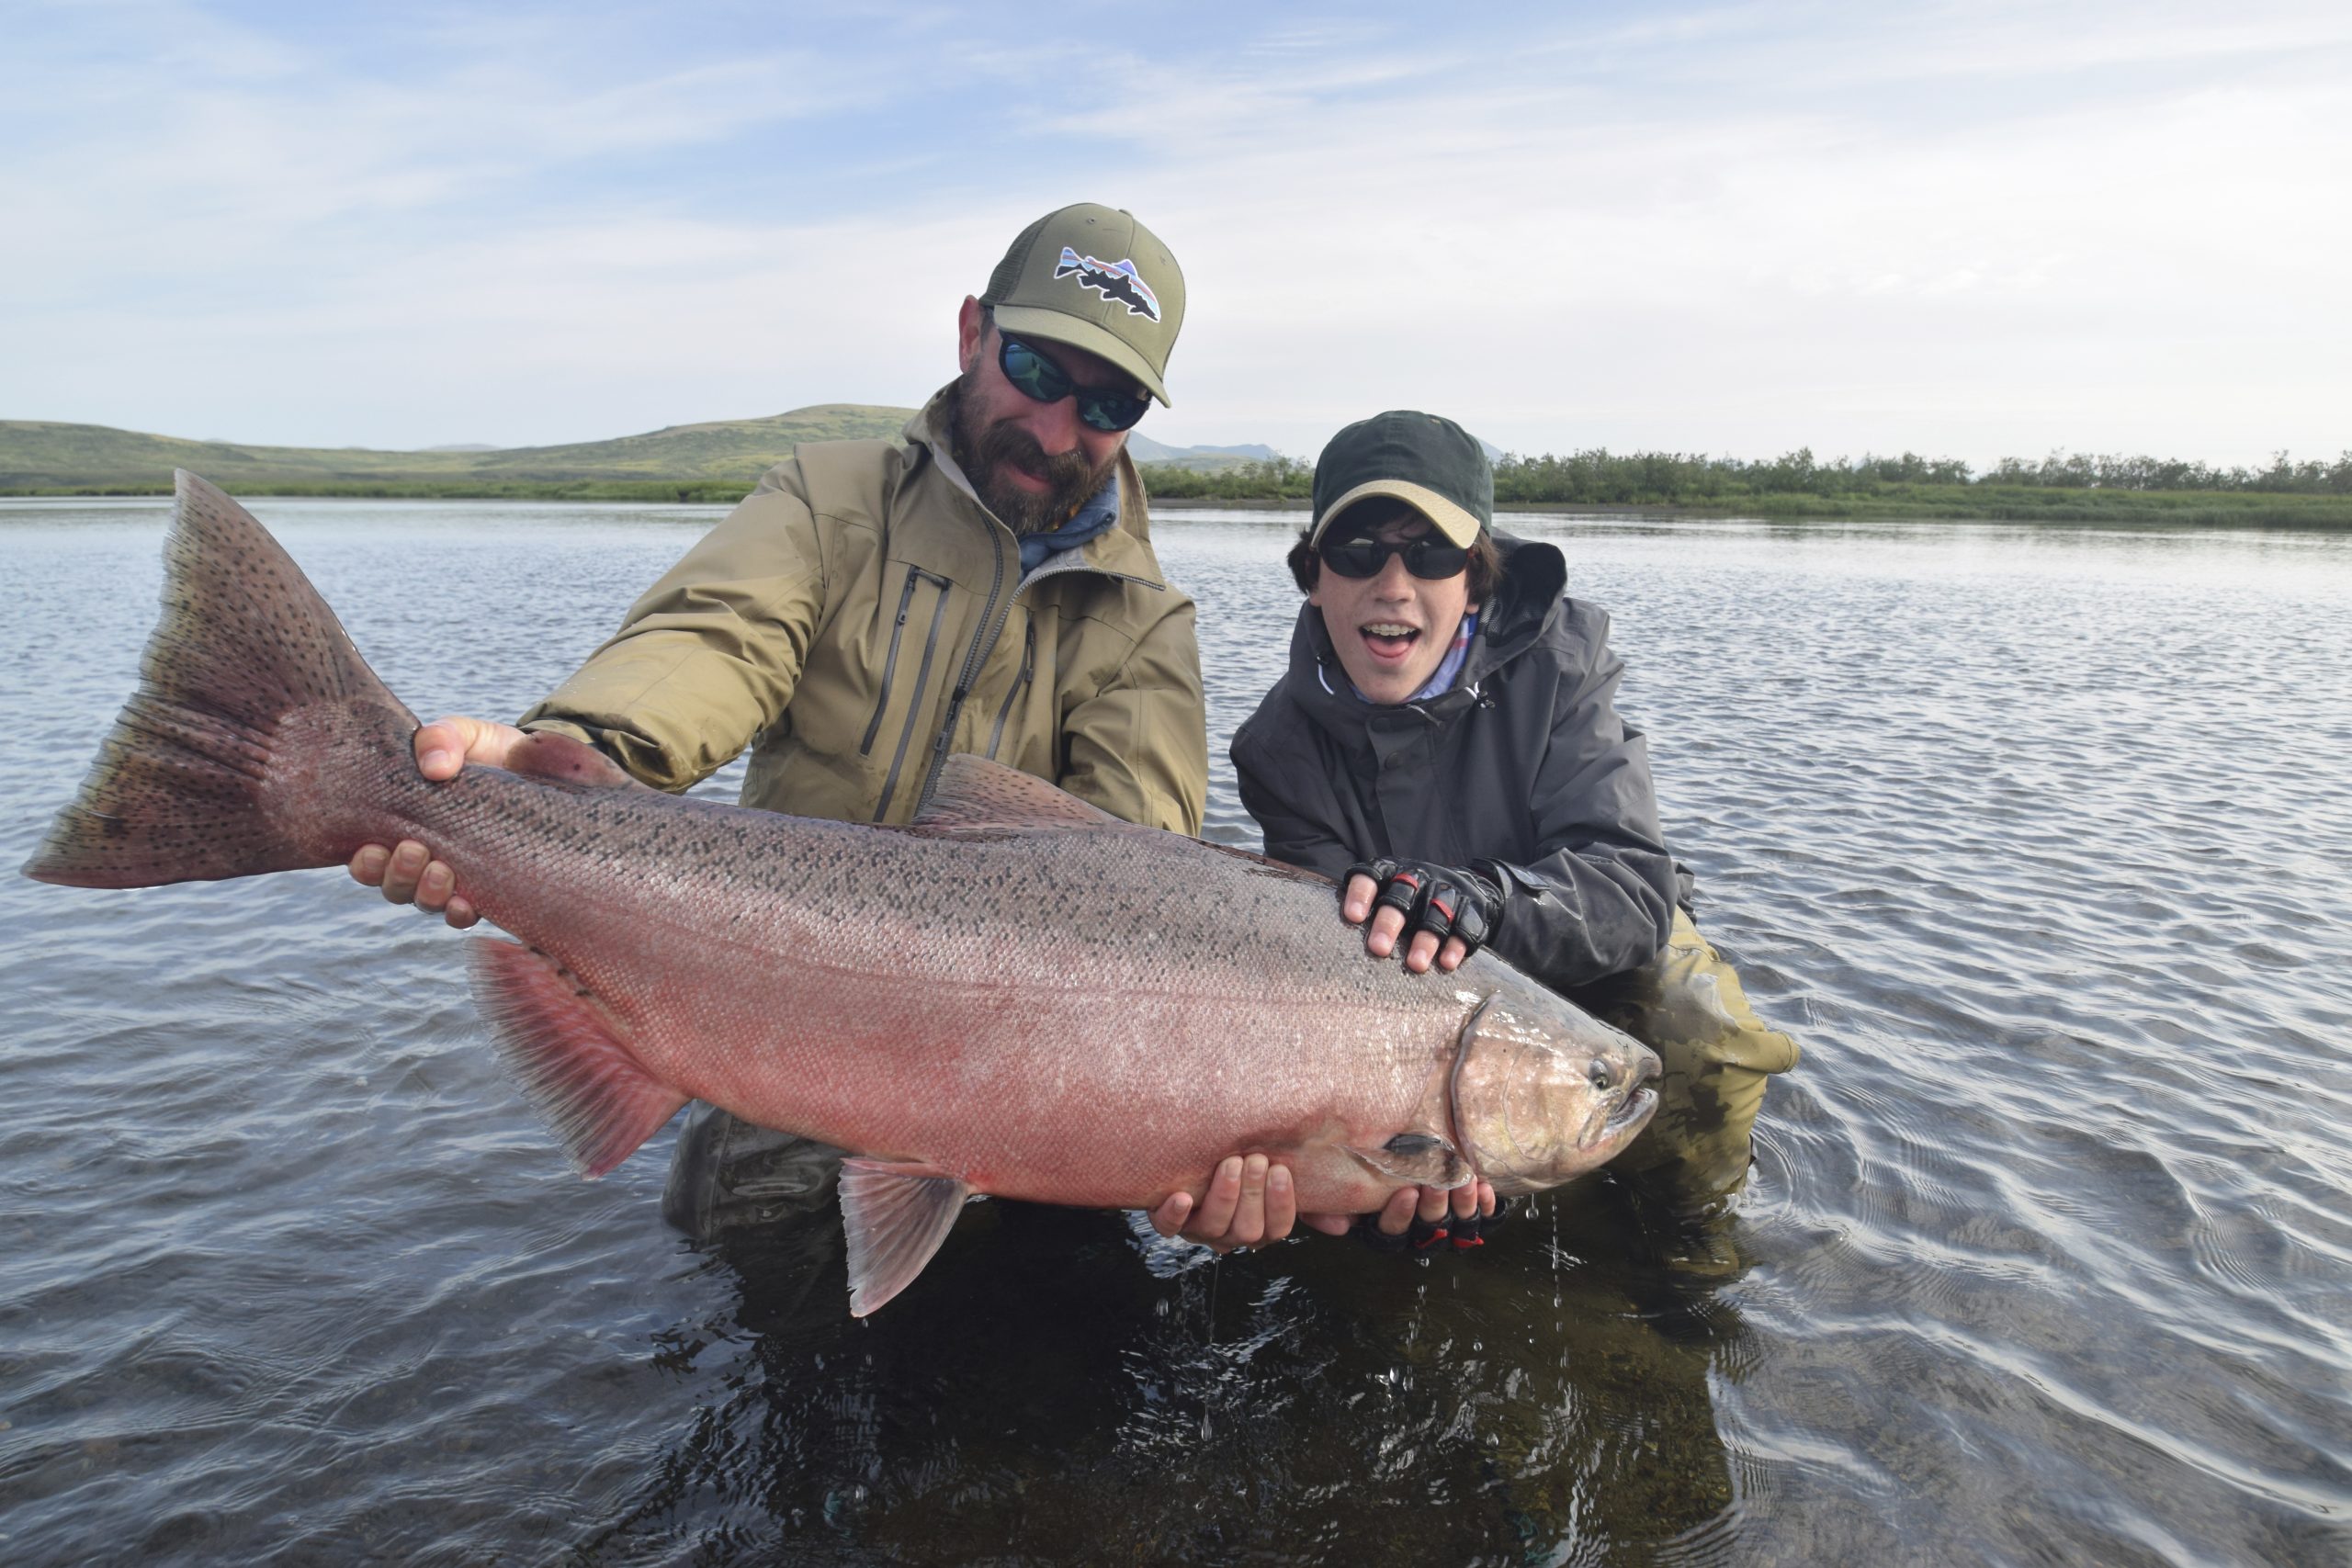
top-left (952, 367), bottom-right (1116, 536)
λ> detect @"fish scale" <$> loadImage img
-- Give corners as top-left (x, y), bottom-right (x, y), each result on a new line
top-left (26, 471), bottom-right (1659, 1315)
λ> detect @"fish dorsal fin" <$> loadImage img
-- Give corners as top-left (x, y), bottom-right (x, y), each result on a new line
top-left (467, 938), bottom-right (688, 1177)
top-left (912, 753), bottom-right (1134, 834)
top-left (838, 1158), bottom-right (974, 1315)
top-left (503, 730), bottom-right (645, 792)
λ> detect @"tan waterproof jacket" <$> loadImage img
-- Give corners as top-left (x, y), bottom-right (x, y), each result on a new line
top-left (518, 387), bottom-right (1207, 832)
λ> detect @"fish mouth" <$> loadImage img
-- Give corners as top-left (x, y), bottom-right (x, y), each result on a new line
top-left (1592, 1056), bottom-right (1662, 1145)
top-left (1603, 1084), bottom-right (1657, 1141)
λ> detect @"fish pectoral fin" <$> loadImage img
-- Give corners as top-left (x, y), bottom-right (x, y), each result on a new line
top-left (838, 1158), bottom-right (974, 1317)
top-left (467, 938), bottom-right (687, 1179)
top-left (911, 754), bottom-right (1138, 835)
top-left (1343, 1132), bottom-right (1472, 1190)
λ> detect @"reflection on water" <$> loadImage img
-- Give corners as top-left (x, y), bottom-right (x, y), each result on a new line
top-left (587, 1196), bottom-right (1743, 1563)
top-left (2, 499), bottom-right (2349, 1564)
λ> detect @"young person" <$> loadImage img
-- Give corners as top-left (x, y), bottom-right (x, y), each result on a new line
top-left (1229, 412), bottom-right (1799, 1240)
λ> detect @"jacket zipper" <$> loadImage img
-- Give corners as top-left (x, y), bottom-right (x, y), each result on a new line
top-left (873, 569), bottom-right (955, 820)
top-left (985, 618), bottom-right (1036, 761)
top-left (914, 529), bottom-right (1012, 814)
top-left (859, 565), bottom-right (928, 757)
top-left (912, 535), bottom-right (1172, 811)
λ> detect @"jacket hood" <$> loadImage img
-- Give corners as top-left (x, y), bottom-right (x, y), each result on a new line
top-left (904, 383), bottom-right (1164, 591)
top-left (1464, 534), bottom-right (1567, 681)
top-left (1287, 532), bottom-right (1566, 739)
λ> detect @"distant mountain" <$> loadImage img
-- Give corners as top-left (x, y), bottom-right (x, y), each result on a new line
top-left (1125, 435), bottom-right (1281, 470)
top-left (421, 443), bottom-right (503, 453)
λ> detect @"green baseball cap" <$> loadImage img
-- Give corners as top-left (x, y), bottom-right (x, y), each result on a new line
top-left (1309, 411), bottom-right (1493, 548)
top-left (981, 203), bottom-right (1184, 407)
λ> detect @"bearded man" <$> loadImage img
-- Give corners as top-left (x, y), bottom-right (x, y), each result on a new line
top-left (351, 204), bottom-right (1246, 1243)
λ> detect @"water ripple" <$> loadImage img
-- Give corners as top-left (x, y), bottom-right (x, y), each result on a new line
top-left (4, 503), bottom-right (2351, 1563)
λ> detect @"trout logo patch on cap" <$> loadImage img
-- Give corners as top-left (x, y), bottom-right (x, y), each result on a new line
top-left (1054, 246), bottom-right (1162, 322)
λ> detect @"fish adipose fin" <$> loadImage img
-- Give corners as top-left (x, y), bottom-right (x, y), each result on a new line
top-left (912, 753), bottom-right (1140, 835)
top-left (839, 1158), bottom-right (973, 1315)
top-left (468, 938), bottom-right (687, 1178)
top-left (1344, 1131), bottom-right (1473, 1190)
top-left (24, 470), bottom-right (418, 889)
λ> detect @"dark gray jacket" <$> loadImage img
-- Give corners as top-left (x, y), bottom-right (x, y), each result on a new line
top-left (1230, 536), bottom-right (1688, 992)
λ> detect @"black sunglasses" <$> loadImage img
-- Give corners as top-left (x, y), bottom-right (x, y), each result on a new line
top-left (1317, 534), bottom-right (1472, 581)
top-left (997, 335), bottom-right (1151, 433)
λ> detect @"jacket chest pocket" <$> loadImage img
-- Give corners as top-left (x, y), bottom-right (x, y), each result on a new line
top-left (860, 564), bottom-right (956, 818)
top-left (983, 617), bottom-right (1036, 761)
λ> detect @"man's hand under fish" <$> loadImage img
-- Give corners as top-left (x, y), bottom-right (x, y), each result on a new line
top-left (347, 716), bottom-right (525, 928)
top-left (350, 718), bottom-right (1500, 1254)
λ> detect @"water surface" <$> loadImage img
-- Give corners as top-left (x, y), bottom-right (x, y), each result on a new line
top-left (3, 498), bottom-right (2347, 1564)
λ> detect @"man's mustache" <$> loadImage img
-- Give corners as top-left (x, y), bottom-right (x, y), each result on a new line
top-left (978, 421), bottom-right (1094, 491)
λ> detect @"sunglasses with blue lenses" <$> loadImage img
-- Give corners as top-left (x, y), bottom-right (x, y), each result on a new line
top-left (997, 335), bottom-right (1152, 433)
top-left (1317, 533), bottom-right (1472, 581)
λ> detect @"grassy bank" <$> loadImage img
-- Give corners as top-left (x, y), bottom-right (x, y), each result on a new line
top-left (16, 471), bottom-right (2351, 526)
top-left (7, 418), bottom-right (2346, 526)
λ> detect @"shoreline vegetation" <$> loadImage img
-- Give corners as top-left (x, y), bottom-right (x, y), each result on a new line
top-left (1142, 450), bottom-right (2352, 526)
top-left (5, 413), bottom-right (2347, 526)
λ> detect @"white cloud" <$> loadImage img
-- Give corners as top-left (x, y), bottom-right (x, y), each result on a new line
top-left (4, 0), bottom-right (2346, 467)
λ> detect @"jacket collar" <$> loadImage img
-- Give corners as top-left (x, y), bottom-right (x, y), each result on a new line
top-left (904, 384), bottom-right (1166, 592)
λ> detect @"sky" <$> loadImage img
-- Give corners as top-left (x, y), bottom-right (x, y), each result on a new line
top-left (4, 0), bottom-right (2347, 468)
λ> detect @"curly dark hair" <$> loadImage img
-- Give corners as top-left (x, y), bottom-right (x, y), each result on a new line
top-left (1285, 496), bottom-right (1501, 600)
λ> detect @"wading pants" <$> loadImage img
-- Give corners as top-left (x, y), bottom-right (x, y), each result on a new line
top-left (1567, 908), bottom-right (1801, 1213)
top-left (662, 1105), bottom-right (842, 1242)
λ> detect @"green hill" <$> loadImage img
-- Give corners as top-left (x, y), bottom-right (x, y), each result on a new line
top-left (0, 409), bottom-right (1295, 499)
top-left (0, 406), bottom-right (920, 500)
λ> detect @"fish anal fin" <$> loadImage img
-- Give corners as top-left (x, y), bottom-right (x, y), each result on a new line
top-left (1344, 1131), bottom-right (1472, 1190)
top-left (911, 754), bottom-right (1134, 835)
top-left (839, 1157), bottom-right (973, 1316)
top-left (467, 937), bottom-right (686, 1178)
top-left (503, 731), bottom-right (645, 792)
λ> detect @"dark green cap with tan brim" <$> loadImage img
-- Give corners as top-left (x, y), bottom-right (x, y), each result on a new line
top-left (1309, 411), bottom-right (1493, 548)
top-left (982, 203), bottom-right (1184, 407)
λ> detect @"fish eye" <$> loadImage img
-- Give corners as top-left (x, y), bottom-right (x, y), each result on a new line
top-left (1588, 1060), bottom-right (1613, 1092)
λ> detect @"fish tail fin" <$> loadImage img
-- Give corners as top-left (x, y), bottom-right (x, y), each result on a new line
top-left (22, 470), bottom-right (418, 889)
top-left (469, 937), bottom-right (688, 1177)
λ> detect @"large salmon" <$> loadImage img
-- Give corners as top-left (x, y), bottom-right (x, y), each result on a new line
top-left (25, 473), bottom-right (1659, 1314)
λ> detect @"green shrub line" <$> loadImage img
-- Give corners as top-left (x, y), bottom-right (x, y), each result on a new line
top-left (1136, 447), bottom-right (2352, 525)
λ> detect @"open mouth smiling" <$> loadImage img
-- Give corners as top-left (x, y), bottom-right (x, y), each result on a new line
top-left (1360, 621), bottom-right (1423, 660)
